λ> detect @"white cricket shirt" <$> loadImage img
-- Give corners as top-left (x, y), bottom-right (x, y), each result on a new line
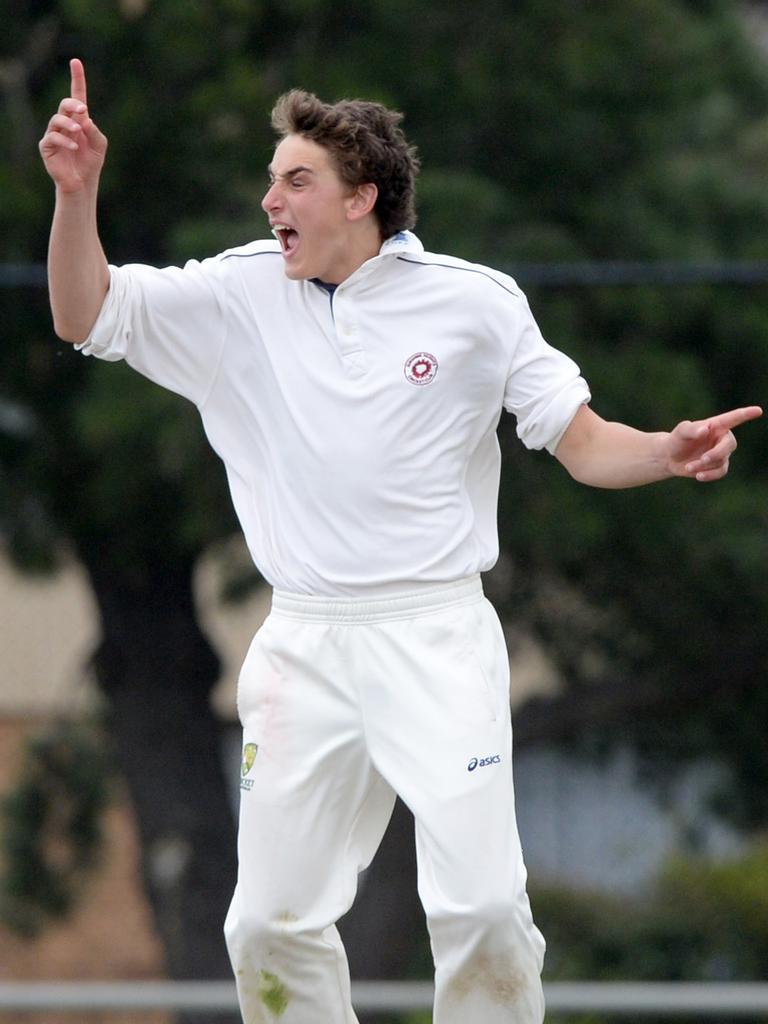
top-left (78, 231), bottom-right (590, 595)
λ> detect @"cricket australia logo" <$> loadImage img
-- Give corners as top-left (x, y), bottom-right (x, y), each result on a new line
top-left (404, 351), bottom-right (438, 386)
top-left (240, 742), bottom-right (258, 791)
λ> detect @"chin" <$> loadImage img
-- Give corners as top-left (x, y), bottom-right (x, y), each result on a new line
top-left (283, 263), bottom-right (312, 281)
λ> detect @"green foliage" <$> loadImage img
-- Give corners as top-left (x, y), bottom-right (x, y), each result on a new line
top-left (527, 843), bottom-right (768, 1024)
top-left (0, 721), bottom-right (113, 937)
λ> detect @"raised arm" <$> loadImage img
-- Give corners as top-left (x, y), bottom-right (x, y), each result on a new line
top-left (555, 403), bottom-right (763, 488)
top-left (39, 58), bottom-right (110, 343)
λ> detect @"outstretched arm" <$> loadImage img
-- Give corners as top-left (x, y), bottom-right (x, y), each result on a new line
top-left (555, 403), bottom-right (763, 488)
top-left (39, 58), bottom-right (110, 343)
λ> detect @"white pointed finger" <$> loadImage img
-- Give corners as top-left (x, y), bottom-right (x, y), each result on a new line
top-left (707, 406), bottom-right (763, 433)
top-left (70, 58), bottom-right (88, 106)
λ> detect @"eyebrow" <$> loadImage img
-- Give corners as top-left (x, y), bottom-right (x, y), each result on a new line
top-left (267, 164), bottom-right (316, 181)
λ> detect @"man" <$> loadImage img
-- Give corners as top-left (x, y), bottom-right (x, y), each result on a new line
top-left (40, 59), bottom-right (760, 1024)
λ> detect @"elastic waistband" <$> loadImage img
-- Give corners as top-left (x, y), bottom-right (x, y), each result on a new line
top-left (271, 575), bottom-right (483, 623)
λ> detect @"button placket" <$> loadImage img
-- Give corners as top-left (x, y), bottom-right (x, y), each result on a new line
top-left (332, 296), bottom-right (367, 377)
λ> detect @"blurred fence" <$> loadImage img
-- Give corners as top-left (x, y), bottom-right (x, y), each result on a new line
top-left (0, 264), bottom-right (47, 287)
top-left (7, 260), bottom-right (768, 290)
top-left (2, 981), bottom-right (768, 1016)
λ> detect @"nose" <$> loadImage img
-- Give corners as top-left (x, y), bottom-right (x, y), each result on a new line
top-left (261, 181), bottom-right (281, 214)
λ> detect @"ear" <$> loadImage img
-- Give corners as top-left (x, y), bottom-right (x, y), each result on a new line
top-left (346, 182), bottom-right (378, 222)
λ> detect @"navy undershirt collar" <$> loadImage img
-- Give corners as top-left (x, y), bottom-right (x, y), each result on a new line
top-left (311, 278), bottom-right (338, 297)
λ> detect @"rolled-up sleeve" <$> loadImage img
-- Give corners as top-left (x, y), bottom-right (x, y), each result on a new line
top-left (503, 297), bottom-right (591, 454)
top-left (76, 258), bottom-right (227, 408)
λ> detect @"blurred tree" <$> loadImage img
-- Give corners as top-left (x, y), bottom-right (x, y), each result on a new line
top-left (530, 840), bottom-right (768, 987)
top-left (3, 0), bottom-right (768, 1011)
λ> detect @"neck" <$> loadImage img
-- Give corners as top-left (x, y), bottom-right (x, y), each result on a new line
top-left (328, 224), bottom-right (383, 285)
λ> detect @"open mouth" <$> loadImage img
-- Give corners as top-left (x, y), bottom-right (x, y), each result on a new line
top-left (272, 223), bottom-right (299, 257)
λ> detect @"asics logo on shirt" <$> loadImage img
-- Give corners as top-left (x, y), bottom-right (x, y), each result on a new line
top-left (467, 754), bottom-right (501, 772)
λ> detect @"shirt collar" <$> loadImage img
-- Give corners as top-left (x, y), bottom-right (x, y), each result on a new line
top-left (379, 230), bottom-right (424, 257)
top-left (309, 231), bottom-right (425, 295)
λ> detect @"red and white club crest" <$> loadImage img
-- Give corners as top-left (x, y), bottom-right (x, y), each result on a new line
top-left (404, 351), bottom-right (438, 386)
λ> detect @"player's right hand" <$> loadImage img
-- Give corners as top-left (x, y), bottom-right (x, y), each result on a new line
top-left (39, 58), bottom-right (107, 194)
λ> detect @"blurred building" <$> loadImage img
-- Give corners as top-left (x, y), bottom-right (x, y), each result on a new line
top-left (515, 742), bottom-right (744, 892)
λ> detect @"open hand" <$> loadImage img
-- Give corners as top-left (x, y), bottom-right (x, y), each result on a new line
top-left (39, 58), bottom-right (107, 194)
top-left (667, 406), bottom-right (762, 482)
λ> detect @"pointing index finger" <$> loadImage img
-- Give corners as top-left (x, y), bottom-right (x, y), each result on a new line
top-left (708, 406), bottom-right (763, 433)
top-left (70, 58), bottom-right (87, 106)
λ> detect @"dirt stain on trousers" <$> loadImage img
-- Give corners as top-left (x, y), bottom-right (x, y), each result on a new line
top-left (448, 950), bottom-right (530, 1007)
top-left (257, 968), bottom-right (290, 1017)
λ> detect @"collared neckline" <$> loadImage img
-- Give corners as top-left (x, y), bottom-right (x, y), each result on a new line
top-left (309, 231), bottom-right (425, 296)
top-left (379, 230), bottom-right (424, 257)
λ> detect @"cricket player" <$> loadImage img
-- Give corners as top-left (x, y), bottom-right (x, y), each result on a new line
top-left (40, 59), bottom-right (761, 1024)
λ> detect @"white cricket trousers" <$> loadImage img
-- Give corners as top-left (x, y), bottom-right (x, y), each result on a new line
top-left (224, 575), bottom-right (545, 1023)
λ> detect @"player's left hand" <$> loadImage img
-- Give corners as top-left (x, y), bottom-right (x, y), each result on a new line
top-left (666, 406), bottom-right (762, 482)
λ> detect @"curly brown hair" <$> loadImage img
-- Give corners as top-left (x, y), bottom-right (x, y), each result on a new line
top-left (270, 89), bottom-right (420, 241)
